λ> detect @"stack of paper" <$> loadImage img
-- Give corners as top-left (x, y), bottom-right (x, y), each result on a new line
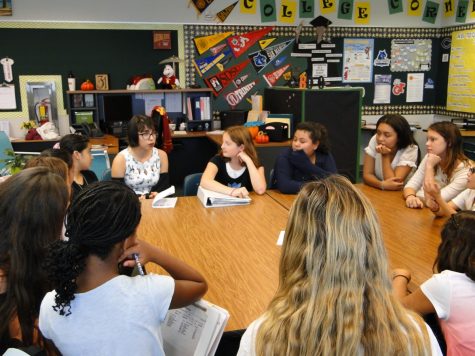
top-left (197, 186), bottom-right (251, 208)
top-left (152, 185), bottom-right (177, 208)
top-left (162, 299), bottom-right (229, 356)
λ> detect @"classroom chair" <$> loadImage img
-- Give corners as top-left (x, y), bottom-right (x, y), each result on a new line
top-left (90, 149), bottom-right (110, 180)
top-left (183, 172), bottom-right (202, 196)
top-left (101, 168), bottom-right (112, 181)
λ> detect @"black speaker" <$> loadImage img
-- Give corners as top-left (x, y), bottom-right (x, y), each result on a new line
top-left (220, 110), bottom-right (248, 129)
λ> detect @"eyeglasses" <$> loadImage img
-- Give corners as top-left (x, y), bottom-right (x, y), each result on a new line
top-left (139, 131), bottom-right (156, 140)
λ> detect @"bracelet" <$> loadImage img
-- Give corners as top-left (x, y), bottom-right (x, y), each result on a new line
top-left (230, 188), bottom-right (236, 196)
top-left (392, 274), bottom-right (410, 283)
top-left (404, 194), bottom-right (416, 200)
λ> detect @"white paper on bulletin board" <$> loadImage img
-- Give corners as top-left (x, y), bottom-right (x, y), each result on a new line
top-left (447, 29), bottom-right (475, 113)
top-left (0, 84), bottom-right (16, 110)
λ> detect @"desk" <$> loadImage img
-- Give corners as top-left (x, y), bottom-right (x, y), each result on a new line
top-left (138, 194), bottom-right (288, 330)
top-left (266, 185), bottom-right (445, 287)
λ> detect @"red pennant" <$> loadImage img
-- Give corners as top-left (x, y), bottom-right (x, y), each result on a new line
top-left (226, 27), bottom-right (274, 58)
top-left (205, 59), bottom-right (250, 96)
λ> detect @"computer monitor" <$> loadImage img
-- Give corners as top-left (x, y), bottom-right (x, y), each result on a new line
top-left (102, 95), bottom-right (133, 136)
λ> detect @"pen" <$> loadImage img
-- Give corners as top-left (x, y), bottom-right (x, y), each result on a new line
top-left (133, 253), bottom-right (145, 276)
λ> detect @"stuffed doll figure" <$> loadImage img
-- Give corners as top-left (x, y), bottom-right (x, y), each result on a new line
top-left (157, 64), bottom-right (180, 89)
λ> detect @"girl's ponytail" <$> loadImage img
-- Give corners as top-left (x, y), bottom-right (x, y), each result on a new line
top-left (44, 240), bottom-right (88, 316)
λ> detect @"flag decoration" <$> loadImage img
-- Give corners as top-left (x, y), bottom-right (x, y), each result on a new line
top-left (338, 0), bottom-right (354, 19)
top-left (225, 80), bottom-right (258, 108)
top-left (248, 39), bottom-right (294, 73)
top-left (279, 0), bottom-right (297, 23)
top-left (354, 2), bottom-right (370, 24)
top-left (443, 0), bottom-right (454, 17)
top-left (189, 0), bottom-right (216, 16)
top-left (320, 0), bottom-right (337, 14)
top-left (261, 0), bottom-right (277, 22)
top-left (193, 48), bottom-right (232, 77)
top-left (387, 0), bottom-right (403, 14)
top-left (422, 1), bottom-right (439, 24)
top-left (227, 27), bottom-right (274, 58)
top-left (240, 0), bottom-right (257, 14)
top-left (233, 74), bottom-right (250, 87)
top-left (216, 1), bottom-right (238, 22)
top-left (263, 64), bottom-right (291, 87)
top-left (209, 43), bottom-right (228, 55)
top-left (407, 0), bottom-right (422, 16)
top-left (216, 56), bottom-right (232, 71)
top-left (300, 0), bottom-right (315, 18)
top-left (194, 31), bottom-right (234, 55)
top-left (259, 38), bottom-right (276, 49)
top-left (205, 59), bottom-right (251, 96)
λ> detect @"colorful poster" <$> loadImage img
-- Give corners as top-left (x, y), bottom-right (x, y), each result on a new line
top-left (263, 64), bottom-right (290, 86)
top-left (194, 32), bottom-right (234, 55)
top-left (193, 48), bottom-right (232, 77)
top-left (240, 0), bottom-right (257, 14)
top-left (406, 73), bottom-right (424, 102)
top-left (354, 2), bottom-right (370, 24)
top-left (299, 0), bottom-right (314, 18)
top-left (447, 29), bottom-right (475, 113)
top-left (260, 0), bottom-right (277, 22)
top-left (373, 74), bottom-right (391, 104)
top-left (216, 2), bottom-right (238, 22)
top-left (387, 0), bottom-right (403, 14)
top-left (190, 0), bottom-right (216, 15)
top-left (422, 1), bottom-right (439, 24)
top-left (338, 0), bottom-right (354, 19)
top-left (248, 39), bottom-right (294, 73)
top-left (407, 0), bottom-right (422, 16)
top-left (225, 80), bottom-right (258, 107)
top-left (279, 0), bottom-right (297, 23)
top-left (227, 27), bottom-right (274, 58)
top-left (342, 38), bottom-right (373, 83)
top-left (205, 59), bottom-right (250, 96)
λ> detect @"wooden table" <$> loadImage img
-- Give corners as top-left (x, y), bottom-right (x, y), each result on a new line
top-left (138, 194), bottom-right (288, 330)
top-left (266, 185), bottom-right (446, 287)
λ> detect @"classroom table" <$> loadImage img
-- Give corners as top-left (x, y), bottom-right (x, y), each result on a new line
top-left (138, 193), bottom-right (288, 330)
top-left (266, 184), bottom-right (446, 287)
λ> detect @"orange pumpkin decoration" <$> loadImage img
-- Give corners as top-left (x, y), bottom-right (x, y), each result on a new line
top-left (247, 126), bottom-right (259, 139)
top-left (80, 80), bottom-right (95, 91)
top-left (255, 131), bottom-right (269, 144)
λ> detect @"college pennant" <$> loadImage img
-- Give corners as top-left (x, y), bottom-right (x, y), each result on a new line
top-left (263, 64), bottom-right (291, 87)
top-left (189, 0), bottom-right (216, 15)
top-left (193, 48), bottom-right (232, 77)
top-left (205, 59), bottom-right (251, 96)
top-left (233, 74), bottom-right (250, 87)
top-left (248, 39), bottom-right (294, 73)
top-left (259, 38), bottom-right (276, 49)
top-left (227, 27), bottom-right (274, 58)
top-left (216, 1), bottom-right (238, 22)
top-left (225, 80), bottom-right (258, 108)
top-left (194, 31), bottom-right (234, 55)
top-left (209, 43), bottom-right (228, 56)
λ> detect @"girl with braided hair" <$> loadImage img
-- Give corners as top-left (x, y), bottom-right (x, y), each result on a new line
top-left (39, 181), bottom-right (207, 355)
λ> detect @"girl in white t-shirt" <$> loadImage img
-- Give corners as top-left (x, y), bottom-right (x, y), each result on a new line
top-left (425, 166), bottom-right (475, 217)
top-left (404, 121), bottom-right (470, 209)
top-left (39, 181), bottom-right (207, 355)
top-left (363, 114), bottom-right (418, 191)
top-left (393, 211), bottom-right (475, 355)
top-left (237, 175), bottom-right (441, 356)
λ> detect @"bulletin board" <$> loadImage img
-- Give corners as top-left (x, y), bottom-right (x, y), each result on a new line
top-left (0, 28), bottom-right (179, 112)
top-left (185, 25), bottom-right (444, 116)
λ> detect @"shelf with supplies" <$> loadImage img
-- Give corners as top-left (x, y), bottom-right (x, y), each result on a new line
top-left (66, 88), bottom-right (214, 135)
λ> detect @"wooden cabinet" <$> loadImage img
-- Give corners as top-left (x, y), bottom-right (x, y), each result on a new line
top-left (66, 89), bottom-right (213, 134)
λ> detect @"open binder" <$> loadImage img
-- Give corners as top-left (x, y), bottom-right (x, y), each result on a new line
top-left (152, 185), bottom-right (177, 208)
top-left (197, 186), bottom-right (251, 208)
top-left (162, 299), bottom-right (229, 356)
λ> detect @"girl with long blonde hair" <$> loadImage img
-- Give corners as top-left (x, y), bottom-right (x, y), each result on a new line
top-left (237, 175), bottom-right (441, 356)
top-left (201, 125), bottom-right (266, 197)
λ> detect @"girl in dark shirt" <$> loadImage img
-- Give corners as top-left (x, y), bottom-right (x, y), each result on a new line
top-left (273, 122), bottom-right (337, 194)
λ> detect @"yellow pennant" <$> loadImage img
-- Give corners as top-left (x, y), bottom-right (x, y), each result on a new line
top-left (240, 0), bottom-right (257, 14)
top-left (407, 0), bottom-right (422, 16)
top-left (279, 0), bottom-right (297, 24)
top-left (320, 0), bottom-right (337, 14)
top-left (443, 0), bottom-right (455, 17)
top-left (194, 31), bottom-right (234, 55)
top-left (259, 38), bottom-right (276, 49)
top-left (354, 2), bottom-right (370, 25)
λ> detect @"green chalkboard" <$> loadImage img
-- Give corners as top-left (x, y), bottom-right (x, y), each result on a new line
top-left (0, 28), bottom-right (178, 111)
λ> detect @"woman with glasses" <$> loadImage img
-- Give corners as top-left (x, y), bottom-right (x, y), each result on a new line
top-left (111, 115), bottom-right (169, 198)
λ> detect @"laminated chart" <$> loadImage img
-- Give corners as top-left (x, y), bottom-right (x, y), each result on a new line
top-left (390, 39), bottom-right (431, 72)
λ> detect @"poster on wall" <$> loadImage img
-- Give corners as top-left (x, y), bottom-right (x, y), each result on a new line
top-left (447, 29), bottom-right (475, 113)
top-left (342, 38), bottom-right (373, 83)
top-left (390, 39), bottom-right (432, 72)
top-left (0, 0), bottom-right (12, 16)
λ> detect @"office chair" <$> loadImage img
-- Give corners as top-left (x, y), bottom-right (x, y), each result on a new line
top-left (90, 149), bottom-right (110, 180)
top-left (183, 172), bottom-right (203, 196)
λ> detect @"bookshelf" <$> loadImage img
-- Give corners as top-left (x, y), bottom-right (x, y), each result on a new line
top-left (66, 89), bottom-right (213, 134)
